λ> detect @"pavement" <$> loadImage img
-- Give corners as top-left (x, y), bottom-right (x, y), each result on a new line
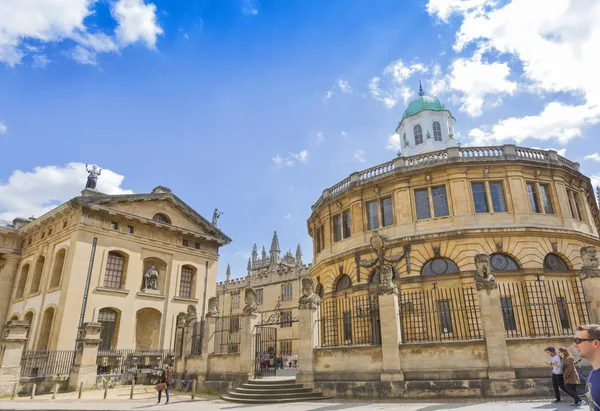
top-left (0, 385), bottom-right (589, 411)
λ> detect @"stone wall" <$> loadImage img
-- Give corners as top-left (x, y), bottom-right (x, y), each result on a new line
top-left (314, 346), bottom-right (382, 381)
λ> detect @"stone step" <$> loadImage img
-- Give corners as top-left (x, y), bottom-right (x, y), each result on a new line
top-left (221, 394), bottom-right (326, 404)
top-left (245, 379), bottom-right (296, 385)
top-left (235, 387), bottom-right (313, 394)
top-left (227, 390), bottom-right (322, 399)
top-left (240, 383), bottom-right (305, 390)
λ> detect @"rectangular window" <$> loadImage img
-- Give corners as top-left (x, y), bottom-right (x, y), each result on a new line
top-left (183, 239), bottom-right (189, 247)
top-left (315, 226), bottom-right (322, 254)
top-left (280, 311), bottom-right (293, 328)
top-left (415, 189), bottom-right (431, 220)
top-left (527, 183), bottom-right (541, 213)
top-left (231, 292), bottom-right (240, 309)
top-left (280, 340), bottom-right (292, 355)
top-left (63, 220), bottom-right (68, 229)
top-left (179, 266), bottom-right (193, 298)
top-left (432, 186), bottom-right (449, 217)
top-left (256, 289), bottom-right (263, 305)
top-left (539, 184), bottom-right (554, 214)
top-left (48, 228), bottom-right (52, 236)
top-left (41, 231), bottom-right (46, 239)
top-left (281, 283), bottom-right (292, 301)
top-left (381, 196), bottom-right (394, 227)
top-left (489, 182), bottom-right (507, 212)
top-left (342, 210), bottom-right (351, 239)
top-left (437, 300), bottom-right (453, 334)
top-left (230, 316), bottom-right (240, 332)
top-left (343, 311), bottom-right (352, 343)
top-left (572, 191), bottom-right (583, 221)
top-left (195, 242), bottom-right (200, 249)
top-left (332, 214), bottom-right (342, 242)
top-left (472, 182), bottom-right (489, 213)
top-left (366, 201), bottom-right (379, 230)
top-left (126, 225), bottom-right (134, 234)
top-left (557, 297), bottom-right (570, 330)
top-left (111, 222), bottom-right (119, 230)
top-left (500, 297), bottom-right (517, 332)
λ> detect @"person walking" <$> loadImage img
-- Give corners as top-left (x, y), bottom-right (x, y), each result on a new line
top-left (558, 348), bottom-right (583, 406)
top-left (545, 346), bottom-right (569, 403)
top-left (574, 324), bottom-right (600, 410)
top-left (157, 363), bottom-right (172, 404)
top-left (293, 353), bottom-right (298, 369)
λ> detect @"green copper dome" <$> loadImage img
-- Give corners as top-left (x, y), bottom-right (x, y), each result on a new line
top-left (402, 95), bottom-right (447, 120)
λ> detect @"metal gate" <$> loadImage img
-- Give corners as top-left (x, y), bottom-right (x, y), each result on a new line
top-left (254, 326), bottom-right (277, 377)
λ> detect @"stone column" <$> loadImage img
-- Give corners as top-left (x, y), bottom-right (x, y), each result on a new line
top-left (296, 305), bottom-right (320, 388)
top-left (203, 316), bottom-right (217, 356)
top-left (68, 322), bottom-right (102, 391)
top-left (378, 284), bottom-right (404, 381)
top-left (474, 253), bottom-right (515, 379)
top-left (0, 321), bottom-right (29, 396)
top-left (182, 322), bottom-right (195, 357)
top-left (0, 255), bottom-right (21, 327)
top-left (580, 246), bottom-right (600, 323)
top-left (238, 312), bottom-right (258, 381)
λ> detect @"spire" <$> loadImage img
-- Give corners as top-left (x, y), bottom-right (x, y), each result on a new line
top-left (225, 263), bottom-right (231, 282)
top-left (247, 258), bottom-right (252, 276)
top-left (418, 80), bottom-right (424, 97)
top-left (296, 244), bottom-right (302, 265)
top-left (261, 246), bottom-right (267, 260)
top-left (270, 231), bottom-right (280, 252)
top-left (252, 243), bottom-right (258, 255)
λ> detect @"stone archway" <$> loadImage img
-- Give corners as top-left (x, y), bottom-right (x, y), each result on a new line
top-left (135, 308), bottom-right (161, 350)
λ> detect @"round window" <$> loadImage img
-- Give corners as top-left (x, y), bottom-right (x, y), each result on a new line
top-left (431, 259), bottom-right (449, 275)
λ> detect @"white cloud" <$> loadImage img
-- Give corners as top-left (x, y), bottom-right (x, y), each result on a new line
top-left (341, 131), bottom-right (348, 138)
top-left (0, 121), bottom-right (7, 135)
top-left (368, 60), bottom-right (427, 109)
top-left (0, 0), bottom-right (161, 66)
top-left (112, 0), bottom-right (163, 48)
top-left (242, 0), bottom-right (259, 16)
top-left (283, 214), bottom-right (291, 219)
top-left (32, 54), bottom-right (51, 68)
top-left (585, 153), bottom-right (600, 163)
top-left (316, 131), bottom-right (324, 145)
top-left (430, 0), bottom-right (600, 145)
top-left (235, 250), bottom-right (251, 260)
top-left (353, 149), bottom-right (366, 163)
top-left (0, 162), bottom-right (132, 221)
top-left (271, 150), bottom-right (308, 169)
top-left (447, 55), bottom-right (517, 117)
top-left (591, 174), bottom-right (600, 190)
top-left (386, 133), bottom-right (402, 152)
top-left (69, 45), bottom-right (97, 65)
top-left (337, 79), bottom-right (352, 93)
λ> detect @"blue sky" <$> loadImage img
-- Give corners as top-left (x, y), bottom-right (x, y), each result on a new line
top-left (0, 0), bottom-right (599, 281)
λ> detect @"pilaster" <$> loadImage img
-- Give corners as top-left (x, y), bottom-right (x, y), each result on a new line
top-left (238, 313), bottom-right (258, 381)
top-left (68, 322), bottom-right (102, 391)
top-left (0, 255), bottom-right (21, 327)
top-left (378, 292), bottom-right (404, 381)
top-left (0, 320), bottom-right (29, 396)
top-left (296, 307), bottom-right (320, 388)
top-left (580, 246), bottom-right (600, 323)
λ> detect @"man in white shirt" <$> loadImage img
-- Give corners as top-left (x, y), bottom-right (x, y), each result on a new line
top-left (545, 346), bottom-right (569, 403)
top-left (293, 354), bottom-right (298, 369)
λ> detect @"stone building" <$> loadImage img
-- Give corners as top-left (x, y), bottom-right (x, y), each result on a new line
top-left (215, 231), bottom-right (310, 357)
top-left (0, 185), bottom-right (230, 352)
top-left (303, 90), bottom-right (600, 395)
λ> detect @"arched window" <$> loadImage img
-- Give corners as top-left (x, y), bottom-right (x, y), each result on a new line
top-left (315, 283), bottom-right (324, 299)
top-left (23, 312), bottom-right (34, 348)
top-left (10, 315), bottom-right (19, 321)
top-left (49, 249), bottom-right (66, 289)
top-left (15, 264), bottom-right (30, 299)
top-left (179, 266), bottom-right (195, 298)
top-left (335, 274), bottom-right (352, 291)
top-left (29, 256), bottom-right (45, 295)
top-left (544, 253), bottom-right (569, 271)
top-left (433, 122), bottom-right (442, 141)
top-left (104, 252), bottom-right (126, 289)
top-left (414, 125), bottom-right (423, 145)
top-left (98, 308), bottom-right (118, 351)
top-left (37, 307), bottom-right (55, 350)
top-left (421, 258), bottom-right (460, 276)
top-left (490, 254), bottom-right (520, 271)
top-left (152, 213), bottom-right (171, 224)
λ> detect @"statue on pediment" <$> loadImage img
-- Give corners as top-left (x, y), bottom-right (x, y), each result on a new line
top-left (85, 164), bottom-right (101, 190)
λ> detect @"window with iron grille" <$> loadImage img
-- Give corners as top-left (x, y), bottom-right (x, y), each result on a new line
top-left (98, 308), bottom-right (117, 350)
top-left (180, 266), bottom-right (194, 298)
top-left (230, 316), bottom-right (240, 331)
top-left (104, 252), bottom-right (125, 289)
top-left (557, 297), bottom-right (570, 330)
top-left (500, 297), bottom-right (517, 331)
top-left (280, 311), bottom-right (293, 328)
top-left (231, 292), bottom-right (240, 309)
top-left (437, 300), bottom-right (453, 333)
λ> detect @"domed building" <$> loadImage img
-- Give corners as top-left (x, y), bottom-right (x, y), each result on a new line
top-left (304, 91), bottom-right (600, 397)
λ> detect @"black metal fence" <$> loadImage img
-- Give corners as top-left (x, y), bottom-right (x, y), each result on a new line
top-left (191, 319), bottom-right (204, 355)
top-left (399, 287), bottom-right (482, 343)
top-left (214, 316), bottom-right (240, 354)
top-left (317, 292), bottom-right (381, 347)
top-left (498, 278), bottom-right (590, 338)
top-left (96, 349), bottom-right (174, 375)
top-left (20, 350), bottom-right (75, 379)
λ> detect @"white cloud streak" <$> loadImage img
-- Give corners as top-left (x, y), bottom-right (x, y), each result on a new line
top-left (353, 150), bottom-right (366, 163)
top-left (585, 153), bottom-right (600, 163)
top-left (0, 121), bottom-right (7, 135)
top-left (368, 60), bottom-right (427, 109)
top-left (271, 150), bottom-right (309, 169)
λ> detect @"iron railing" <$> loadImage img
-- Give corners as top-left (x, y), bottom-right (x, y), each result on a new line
top-left (20, 350), bottom-right (75, 379)
top-left (399, 286), bottom-right (482, 343)
top-left (214, 316), bottom-right (240, 354)
top-left (191, 319), bottom-right (204, 356)
top-left (317, 292), bottom-right (381, 347)
top-left (96, 349), bottom-right (173, 375)
top-left (498, 278), bottom-right (590, 338)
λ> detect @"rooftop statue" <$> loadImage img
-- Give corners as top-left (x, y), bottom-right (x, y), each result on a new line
top-left (85, 164), bottom-right (101, 190)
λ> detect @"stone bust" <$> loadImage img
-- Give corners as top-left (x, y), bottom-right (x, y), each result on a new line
top-left (378, 264), bottom-right (398, 295)
top-left (143, 265), bottom-right (159, 290)
top-left (298, 278), bottom-right (321, 310)
top-left (185, 305), bottom-right (197, 325)
top-left (242, 288), bottom-right (259, 316)
top-left (474, 253), bottom-right (497, 291)
top-left (206, 297), bottom-right (220, 317)
top-left (580, 246), bottom-right (600, 279)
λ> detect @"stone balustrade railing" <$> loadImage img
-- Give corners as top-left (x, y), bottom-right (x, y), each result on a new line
top-left (311, 144), bottom-right (580, 210)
